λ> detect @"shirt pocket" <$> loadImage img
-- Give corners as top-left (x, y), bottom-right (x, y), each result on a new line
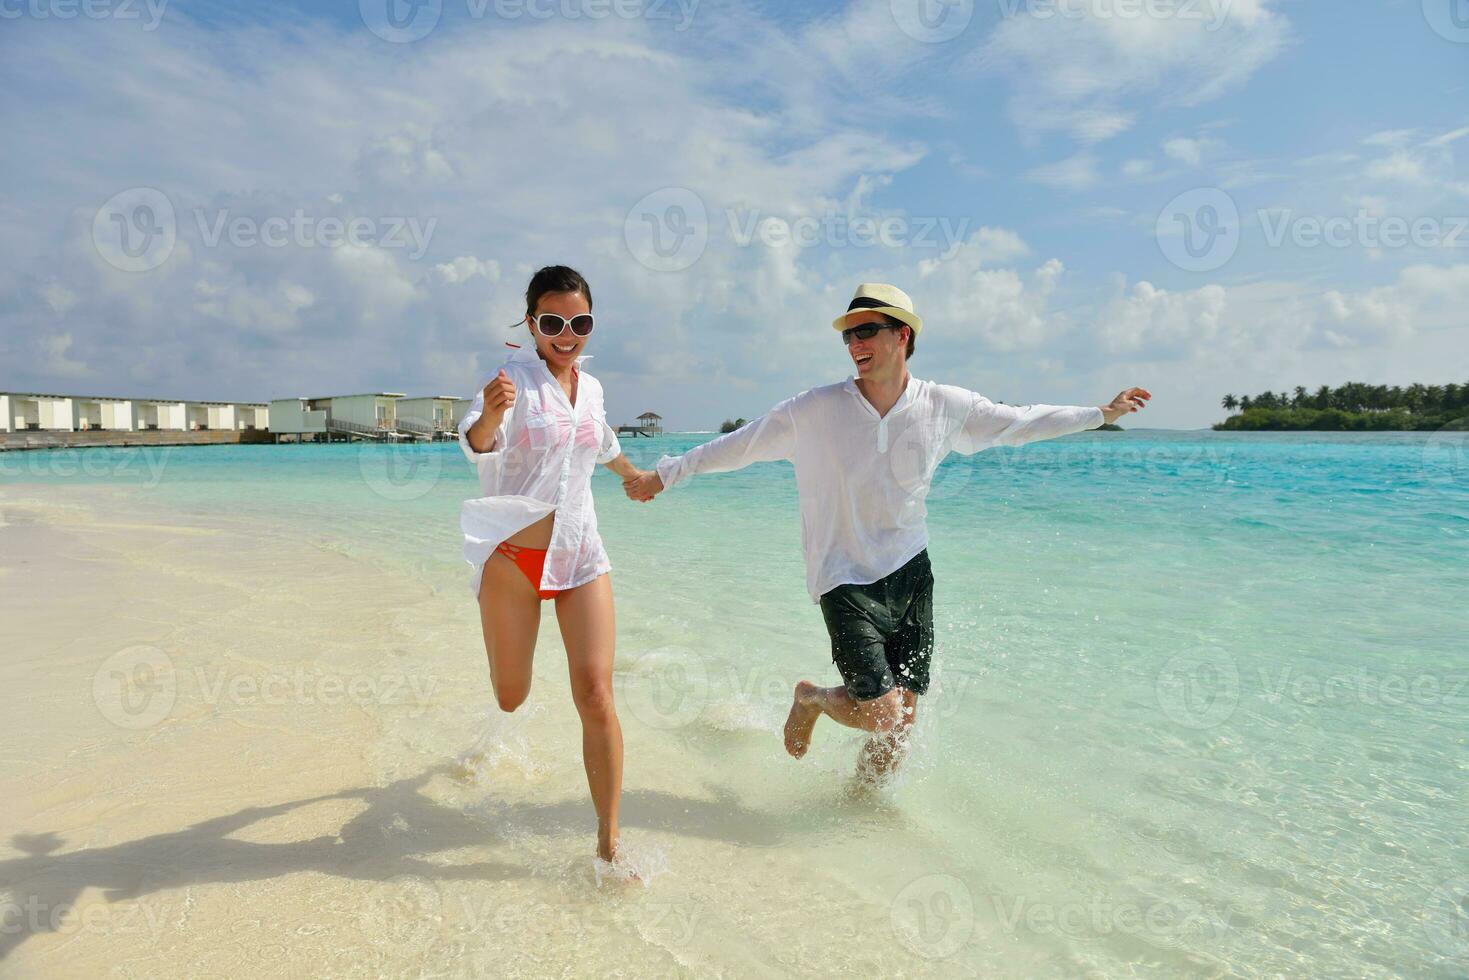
top-left (522, 395), bottom-right (560, 453)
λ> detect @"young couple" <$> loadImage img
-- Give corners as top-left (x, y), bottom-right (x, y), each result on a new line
top-left (459, 265), bottom-right (1151, 862)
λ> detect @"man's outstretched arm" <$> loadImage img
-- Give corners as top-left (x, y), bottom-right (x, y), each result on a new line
top-left (951, 386), bottom-right (1151, 454)
top-left (625, 398), bottom-right (799, 501)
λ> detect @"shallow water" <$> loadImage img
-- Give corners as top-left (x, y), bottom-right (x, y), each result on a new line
top-left (1, 429), bottom-right (1466, 977)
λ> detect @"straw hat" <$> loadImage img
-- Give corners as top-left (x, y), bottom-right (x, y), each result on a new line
top-left (831, 283), bottom-right (923, 336)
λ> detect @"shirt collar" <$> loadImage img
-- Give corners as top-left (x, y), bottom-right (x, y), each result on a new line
top-left (845, 374), bottom-right (914, 414)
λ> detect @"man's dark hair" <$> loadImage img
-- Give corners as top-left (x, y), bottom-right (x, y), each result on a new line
top-left (881, 314), bottom-right (915, 359)
top-left (524, 265), bottom-right (592, 317)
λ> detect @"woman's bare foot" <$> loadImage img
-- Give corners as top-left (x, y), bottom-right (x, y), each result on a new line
top-left (784, 681), bottom-right (821, 758)
top-left (593, 830), bottom-right (646, 885)
top-left (597, 825), bottom-right (617, 863)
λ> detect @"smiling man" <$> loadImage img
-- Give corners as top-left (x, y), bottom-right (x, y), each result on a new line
top-left (627, 283), bottom-right (1151, 782)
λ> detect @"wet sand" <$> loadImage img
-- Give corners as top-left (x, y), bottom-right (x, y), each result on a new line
top-left (0, 489), bottom-right (998, 979)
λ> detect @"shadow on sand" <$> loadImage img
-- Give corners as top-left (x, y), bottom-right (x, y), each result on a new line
top-left (0, 763), bottom-right (819, 961)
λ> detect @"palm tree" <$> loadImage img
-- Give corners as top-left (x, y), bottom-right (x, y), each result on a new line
top-left (1222, 394), bottom-right (1238, 411)
top-left (1444, 383), bottom-right (1462, 412)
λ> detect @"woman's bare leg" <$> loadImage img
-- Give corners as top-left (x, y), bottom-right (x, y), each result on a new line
top-left (553, 573), bottom-right (623, 861)
top-left (477, 551), bottom-right (542, 712)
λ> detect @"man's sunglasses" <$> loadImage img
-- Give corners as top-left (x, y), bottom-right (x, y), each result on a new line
top-left (532, 313), bottom-right (595, 338)
top-left (841, 323), bottom-right (899, 345)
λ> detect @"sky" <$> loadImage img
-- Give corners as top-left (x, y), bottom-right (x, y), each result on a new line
top-left (2, 0), bottom-right (1467, 429)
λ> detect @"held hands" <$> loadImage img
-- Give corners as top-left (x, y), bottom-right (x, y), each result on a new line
top-left (1101, 387), bottom-right (1152, 425)
top-left (623, 470), bottom-right (664, 503)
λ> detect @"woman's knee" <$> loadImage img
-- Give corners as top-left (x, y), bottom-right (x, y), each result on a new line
top-left (571, 679), bottom-right (617, 722)
top-left (494, 680), bottom-right (530, 713)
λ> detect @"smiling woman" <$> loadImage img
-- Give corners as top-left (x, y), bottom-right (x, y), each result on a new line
top-left (457, 264), bottom-right (657, 867)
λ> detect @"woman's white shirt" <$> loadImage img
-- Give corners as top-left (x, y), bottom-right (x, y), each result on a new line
top-left (457, 345), bottom-right (622, 596)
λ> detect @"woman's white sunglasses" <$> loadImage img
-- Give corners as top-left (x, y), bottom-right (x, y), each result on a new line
top-left (531, 313), bottom-right (595, 338)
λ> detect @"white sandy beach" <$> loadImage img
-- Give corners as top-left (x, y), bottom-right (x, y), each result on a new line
top-left (0, 486), bottom-right (1039, 979)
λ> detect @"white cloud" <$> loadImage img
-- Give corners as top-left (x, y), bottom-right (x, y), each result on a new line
top-left (998, 257), bottom-right (1469, 400)
top-left (355, 128), bottom-right (456, 189)
top-left (0, 12), bottom-right (941, 408)
top-left (1426, 126), bottom-right (1469, 148)
top-left (1364, 129), bottom-right (1418, 149)
top-left (1096, 280), bottom-right (1228, 356)
top-left (41, 281), bottom-right (79, 315)
top-left (917, 249), bottom-right (1068, 354)
top-left (1027, 153), bottom-right (1101, 191)
top-left (436, 256), bottom-right (502, 285)
top-left (944, 227), bottom-right (1033, 266)
top-left (1296, 151), bottom-right (1360, 168)
top-left (1365, 151), bottom-right (1428, 185)
top-left (976, 0), bottom-right (1291, 143)
top-left (39, 333), bottom-right (90, 379)
top-left (1163, 137), bottom-right (1205, 167)
top-left (1316, 264), bottom-right (1469, 347)
top-left (1094, 265), bottom-right (1469, 359)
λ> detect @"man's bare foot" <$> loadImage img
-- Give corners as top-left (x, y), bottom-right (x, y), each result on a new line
top-left (784, 681), bottom-right (821, 759)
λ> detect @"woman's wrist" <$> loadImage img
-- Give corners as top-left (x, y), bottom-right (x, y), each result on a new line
top-left (468, 411), bottom-right (504, 453)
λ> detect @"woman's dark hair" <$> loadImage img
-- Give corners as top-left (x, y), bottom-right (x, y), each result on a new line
top-left (524, 265), bottom-right (592, 318)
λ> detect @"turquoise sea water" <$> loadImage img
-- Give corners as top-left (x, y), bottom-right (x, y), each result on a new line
top-left (4, 429), bottom-right (1466, 976)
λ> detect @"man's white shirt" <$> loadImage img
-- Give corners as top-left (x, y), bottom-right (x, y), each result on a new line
top-left (656, 376), bottom-right (1104, 602)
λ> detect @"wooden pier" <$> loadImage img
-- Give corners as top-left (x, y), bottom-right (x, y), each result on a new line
top-left (617, 412), bottom-right (663, 438)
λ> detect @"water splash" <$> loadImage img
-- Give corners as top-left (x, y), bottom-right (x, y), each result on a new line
top-left (452, 704), bottom-right (547, 784)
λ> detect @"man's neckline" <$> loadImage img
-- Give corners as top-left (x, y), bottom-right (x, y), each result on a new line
top-left (847, 373), bottom-right (913, 419)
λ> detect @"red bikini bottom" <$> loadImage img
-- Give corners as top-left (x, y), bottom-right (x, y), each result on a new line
top-left (495, 541), bottom-right (561, 600)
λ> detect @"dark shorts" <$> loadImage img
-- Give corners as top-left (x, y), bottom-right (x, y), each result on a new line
top-left (819, 550), bottom-right (935, 702)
